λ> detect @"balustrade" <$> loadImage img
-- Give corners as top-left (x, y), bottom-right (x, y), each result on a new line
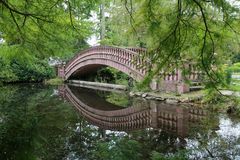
top-left (63, 46), bottom-right (145, 80)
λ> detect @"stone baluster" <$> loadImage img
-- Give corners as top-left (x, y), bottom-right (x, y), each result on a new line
top-left (116, 49), bottom-right (119, 61)
top-left (127, 52), bottom-right (130, 66)
top-left (119, 50), bottom-right (122, 63)
top-left (123, 50), bottom-right (126, 64)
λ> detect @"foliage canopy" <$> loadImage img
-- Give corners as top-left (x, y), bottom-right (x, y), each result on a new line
top-left (102, 0), bottom-right (240, 88)
top-left (0, 0), bottom-right (98, 82)
top-left (1, 0), bottom-right (240, 86)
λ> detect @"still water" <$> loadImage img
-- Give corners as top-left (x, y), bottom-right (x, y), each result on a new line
top-left (0, 84), bottom-right (240, 160)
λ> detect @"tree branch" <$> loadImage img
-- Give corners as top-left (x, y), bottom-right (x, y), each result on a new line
top-left (0, 0), bottom-right (53, 22)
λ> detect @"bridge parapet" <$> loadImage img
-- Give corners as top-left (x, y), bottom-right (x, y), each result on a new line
top-left (186, 63), bottom-right (203, 81)
top-left (64, 46), bottom-right (149, 81)
top-left (124, 47), bottom-right (147, 54)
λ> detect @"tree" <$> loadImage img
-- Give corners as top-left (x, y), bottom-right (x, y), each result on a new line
top-left (0, 0), bottom-right (98, 82)
top-left (0, 0), bottom-right (98, 57)
top-left (100, 0), bottom-right (240, 89)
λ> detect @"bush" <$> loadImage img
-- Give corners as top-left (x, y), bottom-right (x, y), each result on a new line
top-left (0, 57), bottom-right (55, 83)
top-left (151, 151), bottom-right (187, 160)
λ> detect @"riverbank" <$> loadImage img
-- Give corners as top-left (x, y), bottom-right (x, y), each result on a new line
top-left (8, 78), bottom-right (240, 108)
top-left (1, 79), bottom-right (240, 115)
top-left (64, 80), bottom-right (240, 103)
top-left (129, 90), bottom-right (204, 104)
top-left (129, 89), bottom-right (240, 115)
top-left (65, 80), bottom-right (204, 104)
top-left (44, 77), bottom-right (64, 85)
top-left (63, 80), bottom-right (240, 115)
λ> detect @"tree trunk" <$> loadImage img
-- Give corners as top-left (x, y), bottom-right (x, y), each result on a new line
top-left (100, 0), bottom-right (105, 40)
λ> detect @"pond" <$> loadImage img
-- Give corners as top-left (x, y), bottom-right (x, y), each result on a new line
top-left (0, 84), bottom-right (239, 160)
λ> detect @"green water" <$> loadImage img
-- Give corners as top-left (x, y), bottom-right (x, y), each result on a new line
top-left (0, 84), bottom-right (239, 160)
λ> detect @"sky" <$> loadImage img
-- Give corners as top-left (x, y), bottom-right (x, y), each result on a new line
top-left (87, 11), bottom-right (99, 46)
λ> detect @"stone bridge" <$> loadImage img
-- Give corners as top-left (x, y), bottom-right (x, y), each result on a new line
top-left (59, 85), bottom-right (207, 137)
top-left (58, 46), bottom-right (202, 93)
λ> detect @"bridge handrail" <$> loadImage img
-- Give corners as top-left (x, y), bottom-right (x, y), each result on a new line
top-left (124, 47), bottom-right (147, 54)
top-left (65, 46), bottom-right (140, 70)
top-left (64, 52), bottom-right (146, 79)
top-left (64, 46), bottom-right (144, 70)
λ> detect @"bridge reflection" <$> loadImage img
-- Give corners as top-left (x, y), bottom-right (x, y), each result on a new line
top-left (59, 85), bottom-right (207, 137)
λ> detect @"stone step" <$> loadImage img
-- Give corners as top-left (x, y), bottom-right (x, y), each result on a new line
top-left (191, 81), bottom-right (202, 86)
top-left (190, 86), bottom-right (204, 91)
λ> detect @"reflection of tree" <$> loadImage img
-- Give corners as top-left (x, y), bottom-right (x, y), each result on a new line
top-left (87, 128), bottom-right (188, 160)
top-left (186, 115), bottom-right (240, 159)
top-left (87, 112), bottom-right (239, 159)
top-left (1, 85), bottom-right (240, 159)
top-left (0, 85), bottom-right (85, 159)
top-left (96, 90), bottom-right (132, 108)
top-left (127, 129), bottom-right (187, 158)
top-left (186, 131), bottom-right (240, 159)
top-left (0, 85), bottom-right (38, 159)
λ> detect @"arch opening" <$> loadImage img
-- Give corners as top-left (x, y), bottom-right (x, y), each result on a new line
top-left (68, 64), bottom-right (136, 87)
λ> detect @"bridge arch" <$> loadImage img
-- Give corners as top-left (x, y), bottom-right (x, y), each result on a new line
top-left (61, 46), bottom-right (148, 81)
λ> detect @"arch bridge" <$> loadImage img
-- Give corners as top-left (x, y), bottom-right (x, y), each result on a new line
top-left (58, 46), bottom-right (202, 93)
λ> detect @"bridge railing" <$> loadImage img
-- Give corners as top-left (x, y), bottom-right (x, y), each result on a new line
top-left (64, 46), bottom-right (150, 80)
top-left (186, 63), bottom-right (203, 81)
top-left (154, 62), bottom-right (202, 82)
top-left (124, 47), bottom-right (147, 54)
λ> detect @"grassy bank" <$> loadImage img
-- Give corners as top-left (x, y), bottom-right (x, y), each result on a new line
top-left (44, 78), bottom-right (64, 85)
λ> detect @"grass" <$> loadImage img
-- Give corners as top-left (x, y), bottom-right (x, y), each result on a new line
top-left (44, 77), bottom-right (64, 85)
top-left (229, 85), bottom-right (240, 91)
top-left (217, 77), bottom-right (240, 91)
top-left (148, 90), bottom-right (204, 100)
